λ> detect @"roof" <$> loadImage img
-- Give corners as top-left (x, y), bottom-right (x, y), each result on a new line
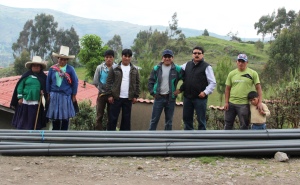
top-left (0, 74), bottom-right (184, 113)
top-left (0, 74), bottom-right (99, 112)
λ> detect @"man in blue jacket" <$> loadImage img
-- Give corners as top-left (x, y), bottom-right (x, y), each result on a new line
top-left (148, 49), bottom-right (183, 130)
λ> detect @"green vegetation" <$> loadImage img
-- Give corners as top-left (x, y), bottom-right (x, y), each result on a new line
top-left (77, 34), bottom-right (109, 80)
top-left (3, 7), bottom-right (300, 130)
top-left (194, 156), bottom-right (224, 165)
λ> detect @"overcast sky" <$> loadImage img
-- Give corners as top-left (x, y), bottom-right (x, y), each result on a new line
top-left (0, 0), bottom-right (298, 38)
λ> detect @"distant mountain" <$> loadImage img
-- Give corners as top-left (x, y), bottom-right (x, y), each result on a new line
top-left (0, 4), bottom-right (259, 66)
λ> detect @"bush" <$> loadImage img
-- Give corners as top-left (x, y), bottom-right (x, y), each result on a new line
top-left (69, 100), bottom-right (96, 130)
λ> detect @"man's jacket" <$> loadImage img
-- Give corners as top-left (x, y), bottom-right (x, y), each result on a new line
top-left (105, 62), bottom-right (140, 100)
top-left (148, 62), bottom-right (183, 101)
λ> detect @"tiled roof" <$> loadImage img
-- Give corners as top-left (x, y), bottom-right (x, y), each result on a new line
top-left (136, 98), bottom-right (183, 106)
top-left (0, 76), bottom-right (21, 109)
top-left (0, 74), bottom-right (99, 109)
top-left (0, 74), bottom-right (184, 111)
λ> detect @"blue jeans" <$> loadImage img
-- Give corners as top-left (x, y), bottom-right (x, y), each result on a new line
top-left (251, 123), bottom-right (266, 130)
top-left (183, 97), bottom-right (207, 130)
top-left (149, 95), bottom-right (175, 130)
top-left (224, 103), bottom-right (250, 130)
top-left (107, 98), bottom-right (132, 131)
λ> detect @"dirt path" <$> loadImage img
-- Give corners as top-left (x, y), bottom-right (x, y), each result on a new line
top-left (0, 155), bottom-right (299, 185)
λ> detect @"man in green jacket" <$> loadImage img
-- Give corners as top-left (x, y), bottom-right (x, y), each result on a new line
top-left (148, 49), bottom-right (183, 130)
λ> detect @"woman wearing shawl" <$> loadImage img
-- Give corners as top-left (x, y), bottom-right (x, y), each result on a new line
top-left (46, 46), bottom-right (78, 130)
top-left (10, 56), bottom-right (48, 130)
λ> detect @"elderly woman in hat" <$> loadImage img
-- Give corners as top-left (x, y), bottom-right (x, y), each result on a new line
top-left (46, 46), bottom-right (78, 130)
top-left (10, 56), bottom-right (48, 130)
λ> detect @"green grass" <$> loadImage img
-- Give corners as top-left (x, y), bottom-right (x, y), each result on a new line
top-left (185, 36), bottom-right (269, 73)
top-left (194, 156), bottom-right (225, 165)
top-left (75, 67), bottom-right (90, 81)
top-left (74, 35), bottom-right (269, 107)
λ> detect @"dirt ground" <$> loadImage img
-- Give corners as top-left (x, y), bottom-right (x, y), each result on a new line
top-left (0, 155), bottom-right (300, 185)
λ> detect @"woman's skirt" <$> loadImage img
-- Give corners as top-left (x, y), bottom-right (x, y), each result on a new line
top-left (12, 103), bottom-right (46, 130)
top-left (46, 92), bottom-right (75, 120)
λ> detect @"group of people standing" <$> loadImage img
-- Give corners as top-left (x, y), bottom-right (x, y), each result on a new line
top-left (11, 46), bottom-right (79, 131)
top-left (10, 45), bottom-right (270, 131)
top-left (93, 46), bottom-right (269, 131)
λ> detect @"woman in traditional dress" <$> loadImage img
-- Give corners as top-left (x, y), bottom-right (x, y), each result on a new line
top-left (10, 56), bottom-right (47, 130)
top-left (46, 46), bottom-right (78, 130)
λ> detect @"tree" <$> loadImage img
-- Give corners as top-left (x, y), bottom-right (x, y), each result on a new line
top-left (148, 29), bottom-right (169, 59)
top-left (174, 33), bottom-right (188, 53)
top-left (227, 31), bottom-right (241, 42)
top-left (77, 34), bottom-right (109, 80)
top-left (261, 12), bottom-right (300, 84)
top-left (214, 56), bottom-right (234, 105)
top-left (131, 28), bottom-right (168, 60)
top-left (12, 20), bottom-right (35, 58)
top-left (202, 29), bottom-right (209, 36)
top-left (12, 14), bottom-right (80, 62)
top-left (131, 28), bottom-right (153, 59)
top-left (54, 26), bottom-right (80, 67)
top-left (254, 14), bottom-right (274, 41)
top-left (32, 14), bottom-right (58, 59)
top-left (254, 8), bottom-right (297, 40)
top-left (106, 34), bottom-right (123, 59)
top-left (168, 12), bottom-right (182, 38)
top-left (254, 39), bottom-right (264, 52)
top-left (136, 43), bottom-right (155, 99)
top-left (13, 50), bottom-right (30, 75)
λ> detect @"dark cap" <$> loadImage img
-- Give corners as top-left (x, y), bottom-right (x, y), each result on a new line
top-left (162, 49), bottom-right (174, 57)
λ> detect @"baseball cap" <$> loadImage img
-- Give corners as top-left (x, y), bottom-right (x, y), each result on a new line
top-left (162, 49), bottom-right (174, 57)
top-left (237, 54), bottom-right (248, 62)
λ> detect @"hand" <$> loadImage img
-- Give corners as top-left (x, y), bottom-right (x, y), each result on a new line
top-left (132, 98), bottom-right (137, 104)
top-left (198, 91), bottom-right (206, 98)
top-left (72, 95), bottom-right (77, 102)
top-left (260, 110), bottom-right (266, 115)
top-left (224, 102), bottom-right (229, 111)
top-left (257, 102), bottom-right (263, 112)
top-left (174, 89), bottom-right (181, 96)
top-left (108, 97), bottom-right (114, 104)
top-left (18, 98), bottom-right (23, 105)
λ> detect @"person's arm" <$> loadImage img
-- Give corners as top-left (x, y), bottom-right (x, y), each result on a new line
top-left (69, 66), bottom-right (78, 96)
top-left (255, 83), bottom-right (263, 112)
top-left (92, 65), bottom-right (101, 87)
top-left (106, 68), bottom-right (114, 103)
top-left (16, 78), bottom-right (26, 99)
top-left (203, 66), bottom-right (217, 96)
top-left (262, 103), bottom-right (270, 116)
top-left (224, 85), bottom-right (231, 110)
top-left (147, 68), bottom-right (156, 96)
top-left (134, 68), bottom-right (140, 100)
top-left (174, 68), bottom-right (185, 96)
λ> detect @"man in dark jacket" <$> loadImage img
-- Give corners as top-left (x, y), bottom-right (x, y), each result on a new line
top-left (105, 49), bottom-right (140, 131)
top-left (175, 46), bottom-right (216, 130)
top-left (148, 49), bottom-right (183, 130)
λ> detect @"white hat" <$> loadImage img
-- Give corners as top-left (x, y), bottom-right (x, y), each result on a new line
top-left (25, 56), bottom-right (47, 69)
top-left (52, 45), bottom-right (75, 59)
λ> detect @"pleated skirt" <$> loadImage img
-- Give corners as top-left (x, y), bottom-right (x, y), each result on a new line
top-left (46, 92), bottom-right (75, 120)
top-left (12, 104), bottom-right (45, 130)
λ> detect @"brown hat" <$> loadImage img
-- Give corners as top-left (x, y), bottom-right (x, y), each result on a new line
top-left (25, 56), bottom-right (47, 69)
top-left (52, 46), bottom-right (75, 59)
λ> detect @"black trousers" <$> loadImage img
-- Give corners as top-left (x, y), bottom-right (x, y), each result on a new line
top-left (107, 98), bottom-right (132, 131)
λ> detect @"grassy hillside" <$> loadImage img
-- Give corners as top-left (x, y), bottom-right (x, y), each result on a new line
top-left (76, 35), bottom-right (269, 106)
top-left (184, 36), bottom-right (268, 72)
